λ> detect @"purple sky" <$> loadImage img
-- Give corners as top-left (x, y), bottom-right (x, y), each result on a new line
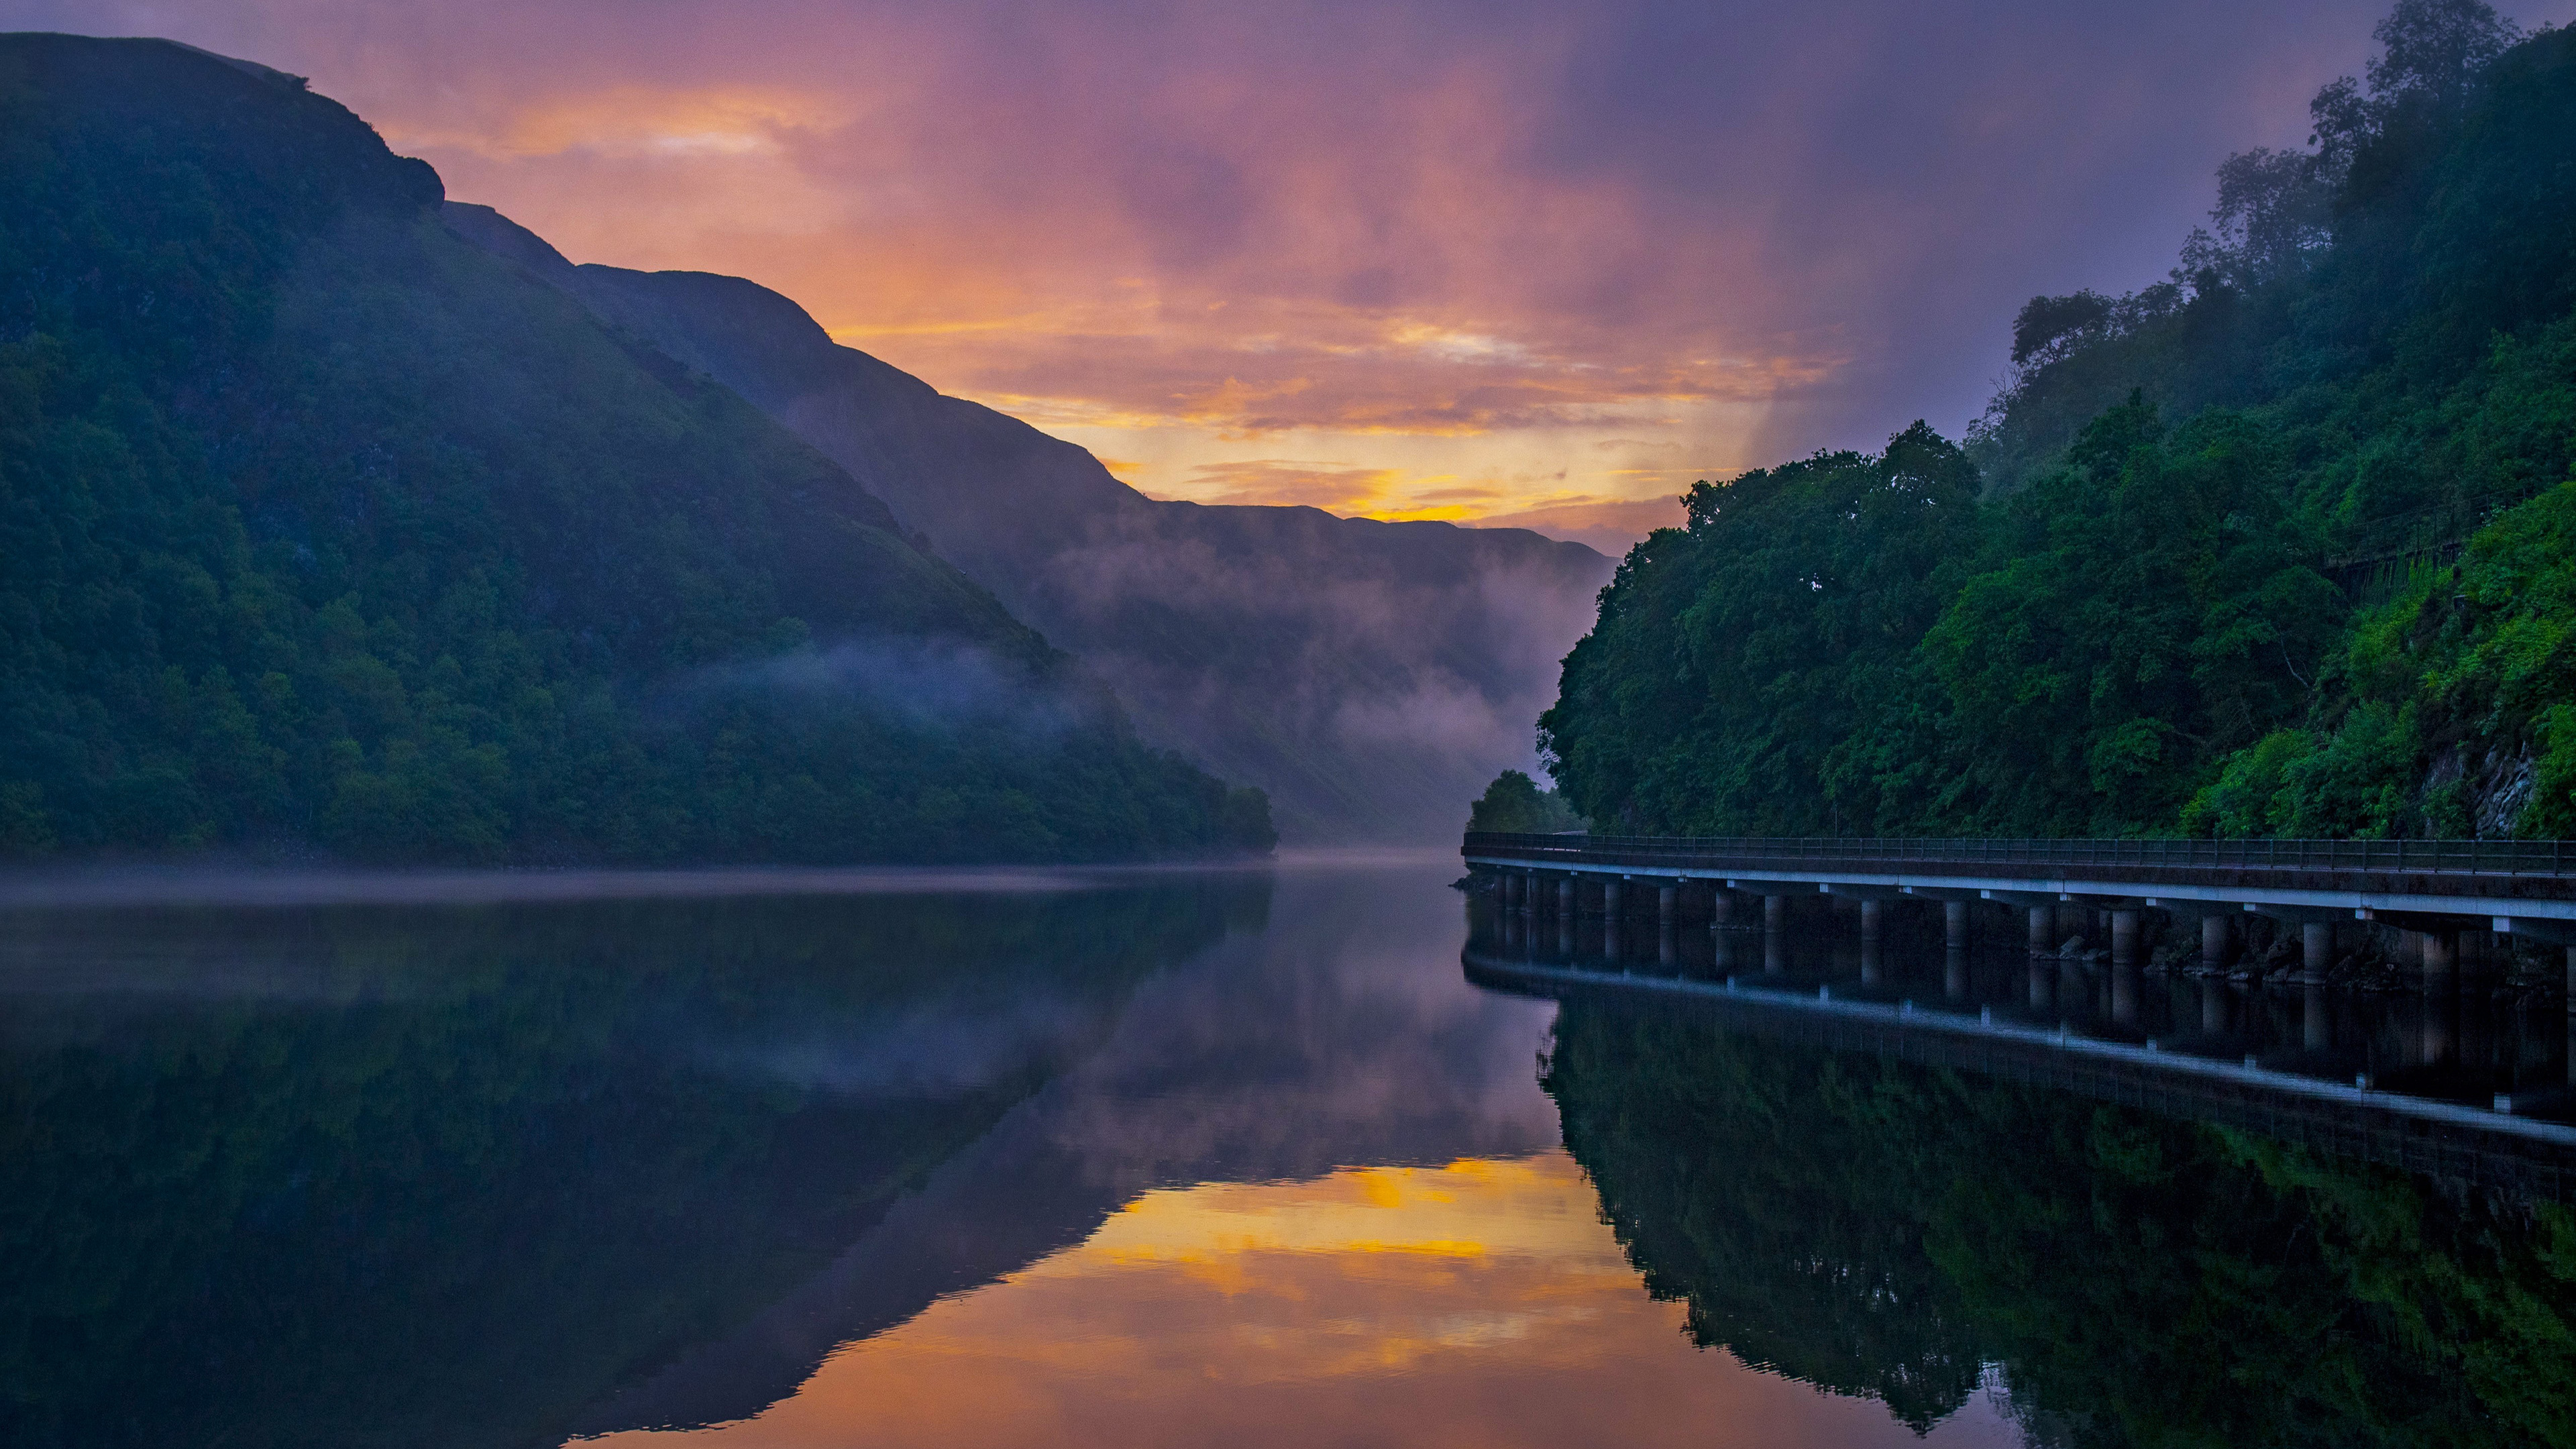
top-left (13, 0), bottom-right (2566, 550)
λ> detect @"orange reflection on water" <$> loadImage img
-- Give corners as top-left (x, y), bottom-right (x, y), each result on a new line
top-left (577, 1151), bottom-right (2013, 1448)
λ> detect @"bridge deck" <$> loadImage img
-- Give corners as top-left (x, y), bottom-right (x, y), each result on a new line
top-left (1462, 833), bottom-right (2576, 923)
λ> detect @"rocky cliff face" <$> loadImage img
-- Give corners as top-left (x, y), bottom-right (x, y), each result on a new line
top-left (444, 203), bottom-right (1611, 842)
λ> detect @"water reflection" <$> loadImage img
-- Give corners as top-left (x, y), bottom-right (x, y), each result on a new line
top-left (1544, 996), bottom-right (2576, 1446)
top-left (0, 878), bottom-right (1261, 1448)
top-left (584, 1153), bottom-right (2007, 1449)
top-left (31, 861), bottom-right (2576, 1449)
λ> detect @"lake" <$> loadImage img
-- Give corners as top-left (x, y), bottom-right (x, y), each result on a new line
top-left (3, 855), bottom-right (2569, 1446)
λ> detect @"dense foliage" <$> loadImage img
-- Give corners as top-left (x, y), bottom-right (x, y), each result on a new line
top-left (1542, 2), bottom-right (2576, 839)
top-left (1546, 1002), bottom-right (2576, 1446)
top-left (0, 36), bottom-right (1273, 861)
top-left (1464, 767), bottom-right (1585, 833)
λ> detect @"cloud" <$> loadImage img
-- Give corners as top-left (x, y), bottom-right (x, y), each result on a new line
top-left (1471, 496), bottom-right (1689, 556)
top-left (21, 0), bottom-right (2568, 555)
top-left (1171, 461), bottom-right (1407, 511)
top-left (676, 636), bottom-right (1087, 739)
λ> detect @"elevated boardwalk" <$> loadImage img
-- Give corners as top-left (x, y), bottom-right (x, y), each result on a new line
top-left (1462, 833), bottom-right (2576, 936)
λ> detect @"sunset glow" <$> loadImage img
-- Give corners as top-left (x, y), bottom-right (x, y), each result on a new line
top-left (18, 0), bottom-right (2548, 553)
top-left (575, 1152), bottom-right (2016, 1448)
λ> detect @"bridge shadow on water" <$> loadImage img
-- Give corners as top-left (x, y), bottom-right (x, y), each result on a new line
top-left (1467, 890), bottom-right (2576, 1446)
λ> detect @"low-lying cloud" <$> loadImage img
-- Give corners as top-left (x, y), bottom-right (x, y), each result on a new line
top-left (678, 637), bottom-right (1086, 738)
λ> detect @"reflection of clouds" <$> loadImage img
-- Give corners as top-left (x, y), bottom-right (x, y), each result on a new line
top-left (693, 990), bottom-right (1114, 1099)
top-left (580, 1152), bottom-right (2018, 1448)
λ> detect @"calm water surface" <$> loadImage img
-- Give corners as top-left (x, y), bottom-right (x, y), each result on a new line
top-left (3, 857), bottom-right (2569, 1446)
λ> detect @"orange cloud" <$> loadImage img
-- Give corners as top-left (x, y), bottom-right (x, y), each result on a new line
top-left (1167, 461), bottom-right (1407, 511)
top-left (47, 0), bottom-right (2478, 557)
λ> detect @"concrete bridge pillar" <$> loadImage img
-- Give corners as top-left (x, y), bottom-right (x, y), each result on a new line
top-left (2112, 961), bottom-right (2139, 1027)
top-left (1764, 895), bottom-right (1786, 975)
top-left (1506, 873), bottom-right (1524, 909)
top-left (2202, 976), bottom-right (2227, 1035)
top-left (2565, 946), bottom-right (2575, 1014)
top-left (2305, 981), bottom-right (2330, 1053)
top-left (2421, 985), bottom-right (2456, 1067)
top-left (1764, 894), bottom-right (1786, 931)
top-left (1858, 898), bottom-right (1882, 944)
top-left (1603, 877), bottom-right (1622, 920)
top-left (2028, 905), bottom-right (2053, 955)
top-left (1714, 926), bottom-right (1735, 975)
top-left (1658, 882), bottom-right (1678, 927)
top-left (2303, 921), bottom-right (2332, 977)
top-left (1659, 921), bottom-right (1676, 967)
top-left (2028, 957), bottom-right (2051, 1012)
top-left (1557, 911), bottom-right (1574, 959)
top-left (2202, 914), bottom-right (2231, 971)
top-left (1709, 888), bottom-right (1734, 928)
top-left (2420, 928), bottom-right (2456, 985)
top-left (2110, 909), bottom-right (2141, 966)
top-left (1943, 900), bottom-right (1971, 1000)
top-left (1557, 875), bottom-right (1574, 918)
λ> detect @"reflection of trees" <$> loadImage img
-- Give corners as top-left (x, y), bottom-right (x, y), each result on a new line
top-left (0, 879), bottom-right (1258, 1448)
top-left (1545, 1002), bottom-right (2576, 1446)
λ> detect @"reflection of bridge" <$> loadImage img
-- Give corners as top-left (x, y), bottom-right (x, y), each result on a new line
top-left (1461, 941), bottom-right (2576, 1201)
top-left (1462, 833), bottom-right (2576, 986)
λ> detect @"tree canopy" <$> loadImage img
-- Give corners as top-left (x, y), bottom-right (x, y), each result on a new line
top-left (1540, 5), bottom-right (2576, 840)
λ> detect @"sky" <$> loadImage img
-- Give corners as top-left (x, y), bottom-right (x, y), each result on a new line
top-left (12, 0), bottom-right (2573, 552)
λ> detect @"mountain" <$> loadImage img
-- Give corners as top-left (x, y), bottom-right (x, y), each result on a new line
top-left (439, 205), bottom-right (1614, 842)
top-left (0, 34), bottom-right (1271, 861)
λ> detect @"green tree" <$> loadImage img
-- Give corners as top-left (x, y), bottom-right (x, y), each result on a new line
top-left (1466, 768), bottom-right (1583, 833)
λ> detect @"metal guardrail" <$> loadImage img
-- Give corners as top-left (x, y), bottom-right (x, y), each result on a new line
top-left (1462, 832), bottom-right (2576, 880)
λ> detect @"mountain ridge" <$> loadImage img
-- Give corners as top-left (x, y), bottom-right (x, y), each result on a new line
top-left (0, 33), bottom-right (1271, 861)
top-left (441, 203), bottom-right (1613, 841)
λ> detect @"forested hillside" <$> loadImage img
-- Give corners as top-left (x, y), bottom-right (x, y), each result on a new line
top-left (0, 35), bottom-right (1272, 861)
top-left (438, 205), bottom-right (1612, 844)
top-left (1542, 1), bottom-right (2576, 841)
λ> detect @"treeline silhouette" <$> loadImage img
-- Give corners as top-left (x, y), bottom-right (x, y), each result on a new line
top-left (1543, 1), bottom-right (2576, 840)
top-left (0, 36), bottom-right (1272, 861)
